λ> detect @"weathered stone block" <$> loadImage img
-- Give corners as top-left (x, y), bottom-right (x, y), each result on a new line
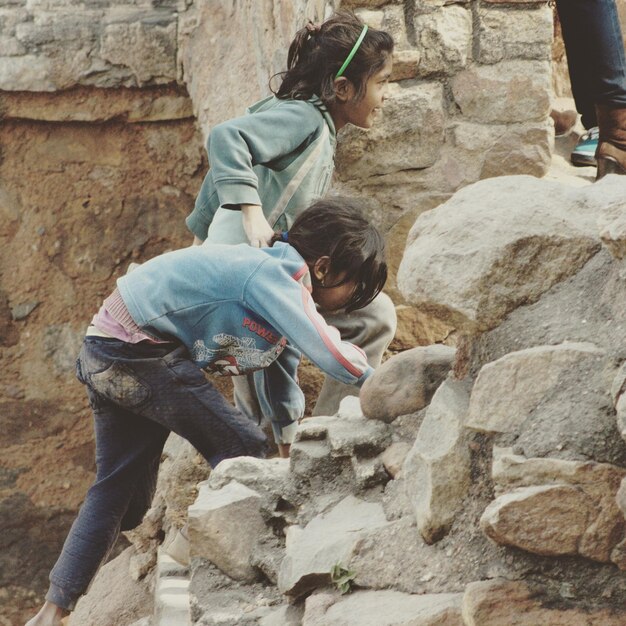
top-left (415, 5), bottom-right (472, 76)
top-left (451, 60), bottom-right (551, 123)
top-left (100, 14), bottom-right (178, 85)
top-left (481, 484), bottom-right (597, 556)
top-left (476, 6), bottom-right (553, 64)
top-left (490, 448), bottom-right (626, 566)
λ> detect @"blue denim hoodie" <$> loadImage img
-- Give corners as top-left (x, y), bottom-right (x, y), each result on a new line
top-left (186, 95), bottom-right (336, 240)
top-left (117, 242), bottom-right (372, 427)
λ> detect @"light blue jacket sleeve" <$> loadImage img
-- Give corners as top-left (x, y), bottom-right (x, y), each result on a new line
top-left (208, 100), bottom-right (322, 209)
top-left (243, 257), bottom-right (374, 388)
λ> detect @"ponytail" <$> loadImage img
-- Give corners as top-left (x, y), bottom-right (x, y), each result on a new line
top-left (271, 10), bottom-right (394, 104)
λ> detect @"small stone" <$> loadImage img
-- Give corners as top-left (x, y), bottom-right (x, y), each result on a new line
top-left (11, 301), bottom-right (39, 321)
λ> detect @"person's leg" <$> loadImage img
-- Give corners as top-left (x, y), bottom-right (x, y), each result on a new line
top-left (46, 388), bottom-right (170, 613)
top-left (556, 0), bottom-right (595, 129)
top-left (312, 292), bottom-right (397, 416)
top-left (142, 345), bottom-right (268, 465)
top-left (556, 0), bottom-right (626, 128)
top-left (77, 339), bottom-right (267, 467)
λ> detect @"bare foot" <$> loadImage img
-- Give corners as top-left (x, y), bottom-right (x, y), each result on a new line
top-left (24, 601), bottom-right (69, 626)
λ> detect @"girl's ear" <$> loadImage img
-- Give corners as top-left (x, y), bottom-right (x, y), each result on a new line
top-left (312, 256), bottom-right (331, 283)
top-left (333, 77), bottom-right (355, 103)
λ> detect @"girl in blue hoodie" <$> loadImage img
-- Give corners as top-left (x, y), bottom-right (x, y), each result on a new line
top-left (26, 198), bottom-right (387, 626)
top-left (187, 11), bottom-right (397, 448)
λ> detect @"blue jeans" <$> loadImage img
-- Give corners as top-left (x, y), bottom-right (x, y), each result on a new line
top-left (47, 337), bottom-right (267, 610)
top-left (557, 0), bottom-right (626, 128)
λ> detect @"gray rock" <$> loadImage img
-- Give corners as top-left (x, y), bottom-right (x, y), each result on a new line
top-left (467, 342), bottom-right (606, 434)
top-left (10, 301), bottom-right (39, 321)
top-left (360, 345), bottom-right (456, 422)
top-left (207, 456), bottom-right (289, 496)
top-left (188, 481), bottom-right (269, 582)
top-left (302, 588), bottom-right (464, 626)
top-left (70, 546), bottom-right (153, 626)
top-left (403, 379), bottom-right (471, 543)
top-left (596, 175), bottom-right (626, 260)
top-left (43, 324), bottom-right (84, 376)
top-left (277, 496), bottom-right (390, 597)
top-left (294, 414), bottom-right (391, 458)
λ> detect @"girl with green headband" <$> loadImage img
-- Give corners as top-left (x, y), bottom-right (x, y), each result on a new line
top-left (186, 10), bottom-right (395, 457)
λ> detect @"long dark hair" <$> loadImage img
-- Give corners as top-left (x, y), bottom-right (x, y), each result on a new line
top-left (272, 198), bottom-right (387, 313)
top-left (271, 10), bottom-right (394, 104)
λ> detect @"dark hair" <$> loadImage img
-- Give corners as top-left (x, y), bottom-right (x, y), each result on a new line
top-left (271, 10), bottom-right (394, 104)
top-left (272, 198), bottom-right (387, 313)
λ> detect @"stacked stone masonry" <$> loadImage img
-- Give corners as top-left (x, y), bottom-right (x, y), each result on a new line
top-left (0, 0), bottom-right (554, 202)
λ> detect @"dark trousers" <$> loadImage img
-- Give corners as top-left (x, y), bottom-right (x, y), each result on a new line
top-left (557, 0), bottom-right (626, 128)
top-left (47, 337), bottom-right (267, 610)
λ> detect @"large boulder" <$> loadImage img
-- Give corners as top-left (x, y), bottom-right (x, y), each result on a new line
top-left (397, 176), bottom-right (617, 332)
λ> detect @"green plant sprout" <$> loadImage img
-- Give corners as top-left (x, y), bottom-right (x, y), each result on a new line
top-left (330, 563), bottom-right (357, 594)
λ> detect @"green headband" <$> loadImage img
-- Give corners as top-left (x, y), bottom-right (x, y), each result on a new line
top-left (335, 24), bottom-right (368, 78)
